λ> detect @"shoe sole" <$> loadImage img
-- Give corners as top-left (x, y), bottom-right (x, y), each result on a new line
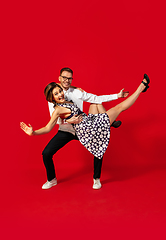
top-left (42, 182), bottom-right (57, 190)
top-left (92, 185), bottom-right (102, 190)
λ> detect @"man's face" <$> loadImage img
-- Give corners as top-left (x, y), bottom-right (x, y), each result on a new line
top-left (59, 71), bottom-right (73, 90)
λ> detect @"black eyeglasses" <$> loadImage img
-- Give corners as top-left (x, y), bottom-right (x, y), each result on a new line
top-left (61, 76), bottom-right (73, 81)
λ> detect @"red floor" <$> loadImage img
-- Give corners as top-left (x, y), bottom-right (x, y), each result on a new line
top-left (1, 163), bottom-right (166, 239)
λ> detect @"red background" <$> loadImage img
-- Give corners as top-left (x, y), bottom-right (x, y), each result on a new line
top-left (1, 0), bottom-right (166, 239)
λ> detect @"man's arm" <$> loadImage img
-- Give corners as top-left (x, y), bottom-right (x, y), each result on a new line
top-left (77, 88), bottom-right (129, 104)
top-left (70, 86), bottom-right (84, 92)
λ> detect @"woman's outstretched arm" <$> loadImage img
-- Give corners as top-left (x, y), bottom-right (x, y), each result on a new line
top-left (20, 108), bottom-right (60, 136)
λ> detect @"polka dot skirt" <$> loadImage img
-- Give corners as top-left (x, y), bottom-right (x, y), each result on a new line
top-left (57, 102), bottom-right (111, 159)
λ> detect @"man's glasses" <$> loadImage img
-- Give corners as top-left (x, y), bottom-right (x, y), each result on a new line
top-left (61, 76), bottom-right (73, 81)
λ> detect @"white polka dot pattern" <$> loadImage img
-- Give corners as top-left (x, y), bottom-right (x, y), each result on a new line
top-left (57, 102), bottom-right (111, 159)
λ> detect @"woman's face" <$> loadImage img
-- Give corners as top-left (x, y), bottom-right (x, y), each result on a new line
top-left (52, 87), bottom-right (65, 103)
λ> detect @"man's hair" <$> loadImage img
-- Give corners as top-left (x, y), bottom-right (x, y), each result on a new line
top-left (44, 82), bottom-right (63, 104)
top-left (60, 67), bottom-right (73, 76)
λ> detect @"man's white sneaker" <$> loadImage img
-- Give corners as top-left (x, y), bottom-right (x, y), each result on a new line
top-left (92, 178), bottom-right (102, 189)
top-left (42, 178), bottom-right (57, 189)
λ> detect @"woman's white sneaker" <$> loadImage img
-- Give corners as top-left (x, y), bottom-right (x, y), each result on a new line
top-left (92, 178), bottom-right (102, 189)
top-left (42, 178), bottom-right (57, 189)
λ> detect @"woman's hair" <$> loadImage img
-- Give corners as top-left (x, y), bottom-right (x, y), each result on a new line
top-left (44, 82), bottom-right (63, 104)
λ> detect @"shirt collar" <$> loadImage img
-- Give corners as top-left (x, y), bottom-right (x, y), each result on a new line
top-left (63, 87), bottom-right (72, 94)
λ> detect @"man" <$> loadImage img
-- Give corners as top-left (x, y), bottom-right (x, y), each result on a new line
top-left (42, 67), bottom-right (128, 190)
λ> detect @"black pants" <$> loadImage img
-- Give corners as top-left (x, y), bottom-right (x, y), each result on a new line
top-left (42, 130), bottom-right (103, 181)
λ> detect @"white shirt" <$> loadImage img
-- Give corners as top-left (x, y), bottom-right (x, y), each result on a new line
top-left (48, 88), bottom-right (118, 135)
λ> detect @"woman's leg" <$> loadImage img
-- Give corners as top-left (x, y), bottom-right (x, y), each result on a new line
top-left (88, 104), bottom-right (121, 128)
top-left (88, 104), bottom-right (103, 114)
top-left (97, 104), bottom-right (106, 113)
top-left (88, 104), bottom-right (99, 114)
top-left (106, 80), bottom-right (147, 125)
top-left (88, 104), bottom-right (106, 114)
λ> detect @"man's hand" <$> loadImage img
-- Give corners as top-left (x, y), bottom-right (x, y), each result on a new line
top-left (117, 88), bottom-right (129, 98)
top-left (76, 87), bottom-right (84, 92)
top-left (70, 86), bottom-right (85, 92)
top-left (66, 114), bottom-right (83, 124)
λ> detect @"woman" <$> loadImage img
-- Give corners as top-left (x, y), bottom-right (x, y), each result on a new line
top-left (20, 74), bottom-right (150, 169)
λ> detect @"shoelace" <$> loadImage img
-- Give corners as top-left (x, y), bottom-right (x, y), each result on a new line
top-left (94, 180), bottom-right (99, 184)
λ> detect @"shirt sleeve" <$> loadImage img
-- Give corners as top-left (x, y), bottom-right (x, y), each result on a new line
top-left (78, 90), bottom-right (118, 104)
top-left (48, 102), bottom-right (55, 117)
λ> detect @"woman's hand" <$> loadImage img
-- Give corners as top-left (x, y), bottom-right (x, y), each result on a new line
top-left (66, 114), bottom-right (83, 124)
top-left (20, 122), bottom-right (33, 136)
top-left (118, 88), bottom-right (129, 98)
